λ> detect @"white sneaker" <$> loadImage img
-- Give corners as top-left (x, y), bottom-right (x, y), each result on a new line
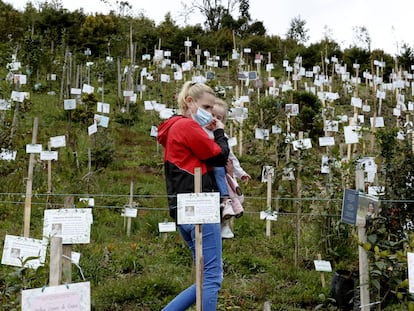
top-left (221, 221), bottom-right (234, 239)
top-left (222, 199), bottom-right (236, 219)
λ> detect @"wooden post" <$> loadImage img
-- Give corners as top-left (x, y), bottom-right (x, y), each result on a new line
top-left (266, 172), bottom-right (272, 237)
top-left (317, 254), bottom-right (326, 288)
top-left (356, 170), bottom-right (370, 311)
top-left (194, 167), bottom-right (203, 311)
top-left (294, 132), bottom-right (303, 267)
top-left (50, 236), bottom-right (63, 286)
top-left (127, 180), bottom-right (134, 237)
top-left (23, 117), bottom-right (39, 237)
top-left (62, 196), bottom-right (74, 283)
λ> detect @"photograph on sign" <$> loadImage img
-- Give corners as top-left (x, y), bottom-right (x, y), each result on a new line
top-left (1, 235), bottom-right (47, 269)
top-left (357, 193), bottom-right (380, 227)
top-left (177, 192), bottom-right (220, 224)
top-left (43, 209), bottom-right (93, 244)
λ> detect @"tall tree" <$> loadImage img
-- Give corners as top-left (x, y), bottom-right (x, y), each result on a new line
top-left (286, 15), bottom-right (309, 44)
top-left (352, 26), bottom-right (371, 52)
top-left (192, 0), bottom-right (242, 31)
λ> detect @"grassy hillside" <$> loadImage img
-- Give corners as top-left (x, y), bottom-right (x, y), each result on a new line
top-left (0, 58), bottom-right (409, 310)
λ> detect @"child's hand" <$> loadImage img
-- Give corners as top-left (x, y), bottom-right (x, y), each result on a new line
top-left (241, 174), bottom-right (251, 182)
top-left (208, 118), bottom-right (224, 131)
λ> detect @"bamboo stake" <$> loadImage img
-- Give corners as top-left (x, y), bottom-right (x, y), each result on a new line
top-left (23, 117), bottom-right (39, 237)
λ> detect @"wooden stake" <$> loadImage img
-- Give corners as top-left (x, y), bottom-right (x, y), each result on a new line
top-left (127, 180), bottom-right (134, 237)
top-left (62, 196), bottom-right (74, 284)
top-left (23, 117), bottom-right (39, 237)
top-left (356, 170), bottom-right (370, 311)
top-left (265, 172), bottom-right (272, 237)
top-left (317, 253), bottom-right (326, 288)
top-left (294, 132), bottom-right (303, 267)
top-left (194, 167), bottom-right (203, 311)
top-left (50, 236), bottom-right (63, 286)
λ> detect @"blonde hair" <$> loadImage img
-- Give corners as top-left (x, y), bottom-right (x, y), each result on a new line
top-left (214, 98), bottom-right (228, 123)
top-left (177, 82), bottom-right (215, 114)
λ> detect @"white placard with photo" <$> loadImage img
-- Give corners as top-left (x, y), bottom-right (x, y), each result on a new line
top-left (64, 99), bottom-right (76, 110)
top-left (255, 128), bottom-right (270, 140)
top-left (260, 210), bottom-right (278, 221)
top-left (0, 148), bottom-right (17, 161)
top-left (314, 260), bottom-right (332, 272)
top-left (325, 120), bottom-right (339, 132)
top-left (292, 138), bottom-right (312, 151)
top-left (71, 251), bottom-right (81, 265)
top-left (228, 137), bottom-right (237, 147)
top-left (11, 91), bottom-right (29, 102)
top-left (88, 123), bottom-right (97, 136)
top-left (26, 144), bottom-right (42, 154)
top-left (94, 114), bottom-right (109, 128)
top-left (43, 208), bottom-right (93, 244)
top-left (285, 103), bottom-right (299, 116)
top-left (158, 222), bottom-right (177, 233)
top-left (174, 71), bottom-right (183, 80)
top-left (177, 192), bottom-right (220, 225)
top-left (362, 104), bottom-right (371, 112)
top-left (408, 252), bottom-right (414, 293)
top-left (79, 198), bottom-right (95, 207)
top-left (40, 151), bottom-right (58, 161)
top-left (1, 235), bottom-right (47, 269)
top-left (321, 155), bottom-right (330, 174)
top-left (272, 125), bottom-right (282, 134)
top-left (261, 166), bottom-right (275, 183)
top-left (370, 117), bottom-right (385, 128)
top-left (50, 135), bottom-right (66, 148)
top-left (351, 97), bottom-right (362, 108)
top-left (344, 125), bottom-right (360, 144)
top-left (319, 136), bottom-right (335, 147)
top-left (0, 99), bottom-right (11, 110)
top-left (82, 84), bottom-right (94, 94)
top-left (123, 207), bottom-right (138, 218)
top-left (22, 282), bottom-right (91, 311)
top-left (97, 102), bottom-right (110, 114)
top-left (70, 88), bottom-right (82, 95)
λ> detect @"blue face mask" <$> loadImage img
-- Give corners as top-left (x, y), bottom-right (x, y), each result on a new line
top-left (192, 107), bottom-right (213, 127)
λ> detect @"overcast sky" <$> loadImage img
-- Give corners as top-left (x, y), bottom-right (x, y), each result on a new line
top-left (8, 0), bottom-right (412, 55)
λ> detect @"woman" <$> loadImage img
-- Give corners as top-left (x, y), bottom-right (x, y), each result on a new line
top-left (157, 81), bottom-right (229, 310)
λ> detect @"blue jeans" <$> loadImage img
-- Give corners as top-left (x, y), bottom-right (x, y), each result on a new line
top-left (214, 166), bottom-right (229, 197)
top-left (162, 223), bottom-right (223, 311)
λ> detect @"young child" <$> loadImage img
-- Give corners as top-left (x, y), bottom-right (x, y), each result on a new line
top-left (206, 99), bottom-right (251, 238)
